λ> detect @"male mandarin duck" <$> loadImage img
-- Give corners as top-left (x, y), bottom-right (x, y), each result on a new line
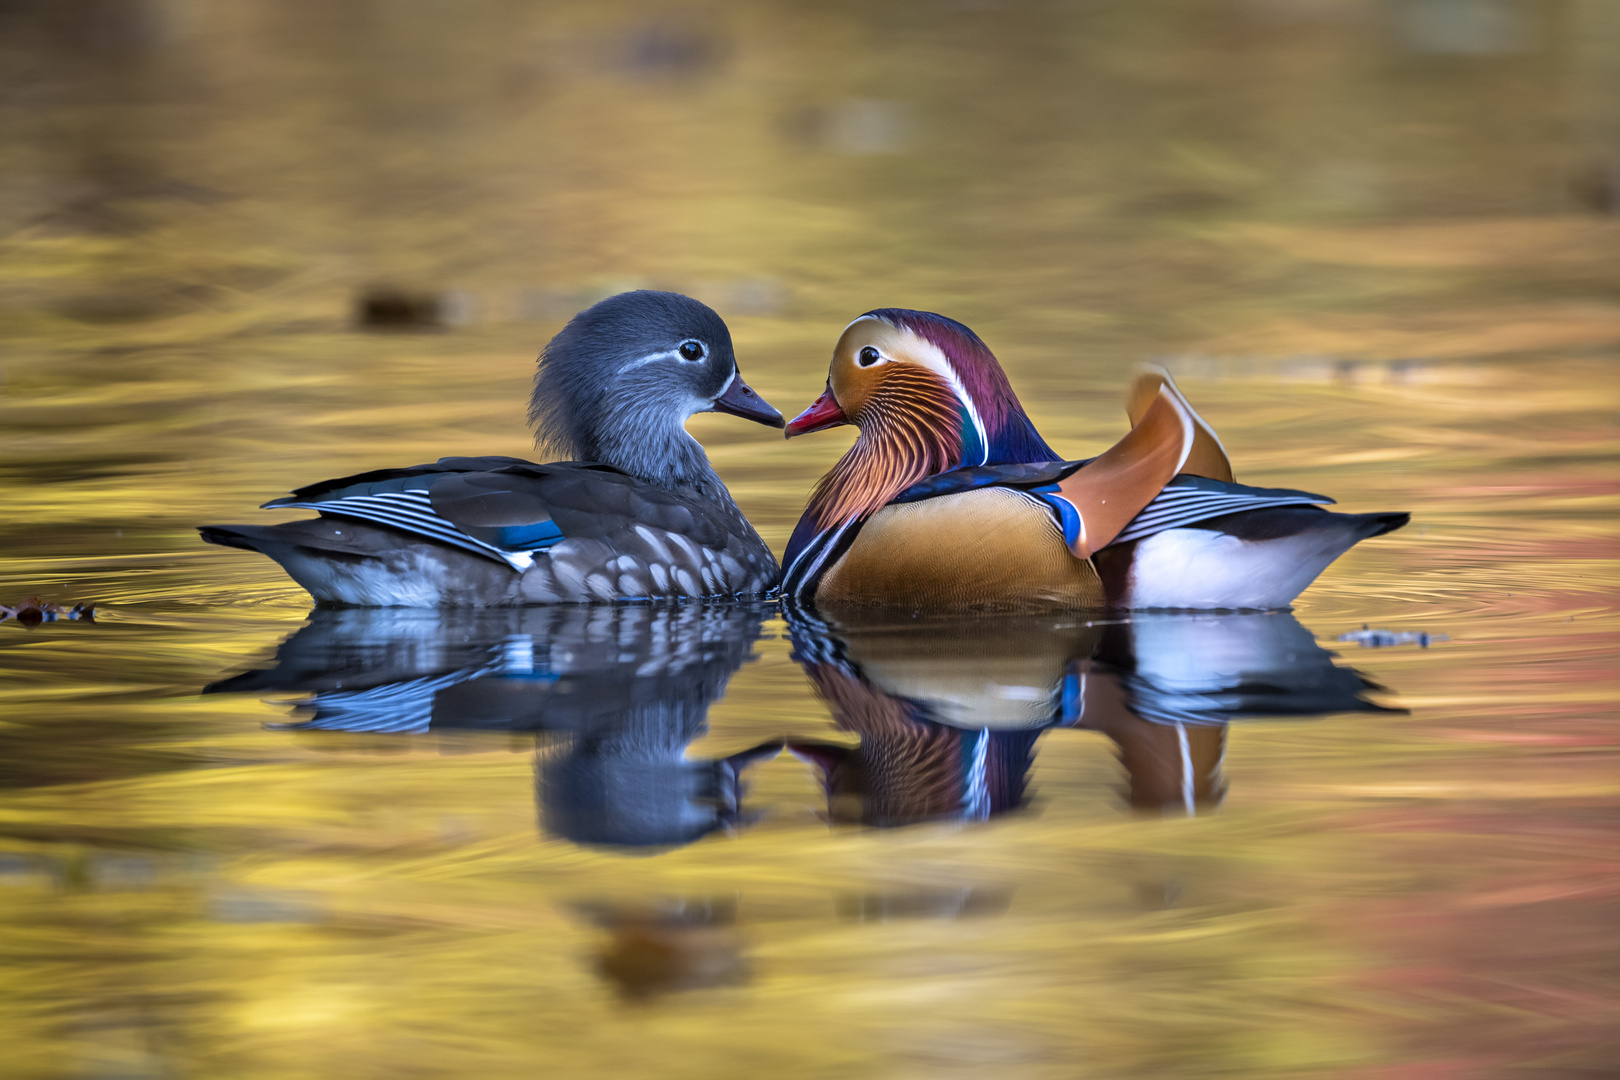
top-left (781, 309), bottom-right (1408, 611)
top-left (201, 291), bottom-right (784, 606)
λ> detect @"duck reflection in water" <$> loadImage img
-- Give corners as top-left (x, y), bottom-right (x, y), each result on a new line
top-left (786, 609), bottom-right (1400, 824)
top-left (212, 603), bottom-right (1400, 846)
top-left (208, 604), bottom-right (781, 849)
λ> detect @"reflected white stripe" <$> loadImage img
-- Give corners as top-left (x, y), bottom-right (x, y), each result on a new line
top-left (1176, 721), bottom-right (1195, 817)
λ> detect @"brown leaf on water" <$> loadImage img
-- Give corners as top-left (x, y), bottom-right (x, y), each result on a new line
top-left (581, 900), bottom-right (747, 1001)
top-left (598, 919), bottom-right (747, 1001)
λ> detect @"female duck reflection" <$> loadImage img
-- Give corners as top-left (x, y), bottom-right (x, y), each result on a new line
top-left (785, 610), bottom-right (1399, 824)
top-left (208, 604), bottom-right (781, 849)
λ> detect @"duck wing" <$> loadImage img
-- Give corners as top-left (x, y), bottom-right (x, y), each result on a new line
top-left (1104, 475), bottom-right (1332, 544)
top-left (887, 383), bottom-right (1224, 557)
top-left (892, 466), bottom-right (1333, 551)
top-left (262, 457), bottom-right (737, 572)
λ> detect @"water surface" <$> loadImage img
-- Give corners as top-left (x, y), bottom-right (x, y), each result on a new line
top-left (1, 3), bottom-right (1616, 1077)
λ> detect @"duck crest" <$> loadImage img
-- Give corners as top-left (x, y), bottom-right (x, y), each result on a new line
top-left (863, 309), bottom-right (1057, 468)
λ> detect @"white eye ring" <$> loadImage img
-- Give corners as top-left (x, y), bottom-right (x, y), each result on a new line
top-left (857, 345), bottom-right (882, 367)
top-left (678, 339), bottom-right (706, 362)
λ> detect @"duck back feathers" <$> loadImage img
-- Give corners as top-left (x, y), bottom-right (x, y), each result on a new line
top-left (205, 457), bottom-right (777, 606)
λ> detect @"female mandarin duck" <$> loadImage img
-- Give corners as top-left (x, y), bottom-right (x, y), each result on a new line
top-left (781, 309), bottom-right (1408, 611)
top-left (201, 291), bottom-right (784, 605)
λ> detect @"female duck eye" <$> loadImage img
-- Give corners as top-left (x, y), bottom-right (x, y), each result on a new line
top-left (858, 346), bottom-right (881, 367)
top-left (678, 340), bottom-right (705, 362)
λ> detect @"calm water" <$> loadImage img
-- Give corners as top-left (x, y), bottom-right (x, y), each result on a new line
top-left (2, 2), bottom-right (1617, 1077)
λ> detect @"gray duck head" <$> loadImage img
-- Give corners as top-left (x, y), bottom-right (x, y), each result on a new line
top-left (528, 291), bottom-right (783, 489)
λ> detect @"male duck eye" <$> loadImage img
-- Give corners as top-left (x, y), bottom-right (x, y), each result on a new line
top-left (678, 340), bottom-right (706, 362)
top-left (858, 346), bottom-right (881, 367)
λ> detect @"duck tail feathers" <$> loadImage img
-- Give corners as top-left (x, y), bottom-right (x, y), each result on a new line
top-left (199, 521), bottom-right (380, 560)
top-left (1357, 511), bottom-right (1411, 539)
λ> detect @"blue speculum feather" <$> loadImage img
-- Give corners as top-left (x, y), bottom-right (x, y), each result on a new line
top-left (493, 520), bottom-right (566, 550)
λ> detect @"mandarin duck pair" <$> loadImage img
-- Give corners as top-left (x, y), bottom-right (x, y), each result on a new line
top-left (203, 291), bottom-right (1407, 611)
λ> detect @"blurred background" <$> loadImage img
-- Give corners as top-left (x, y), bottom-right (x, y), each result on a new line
top-left (1, 0), bottom-right (1618, 555)
top-left (0, 1), bottom-right (1616, 1078)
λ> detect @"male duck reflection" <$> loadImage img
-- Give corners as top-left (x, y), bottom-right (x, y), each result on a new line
top-left (209, 605), bottom-right (782, 849)
top-left (202, 292), bottom-right (784, 605)
top-left (787, 611), bottom-right (1398, 823)
top-left (782, 310), bottom-right (1409, 610)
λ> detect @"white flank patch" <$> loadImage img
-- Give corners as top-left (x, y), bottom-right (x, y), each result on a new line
top-left (1125, 528), bottom-right (1361, 610)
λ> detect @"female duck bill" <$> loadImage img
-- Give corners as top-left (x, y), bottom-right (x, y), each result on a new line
top-left (713, 374), bottom-right (785, 427)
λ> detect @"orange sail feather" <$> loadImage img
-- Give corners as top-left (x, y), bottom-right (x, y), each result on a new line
top-left (1125, 366), bottom-right (1234, 483)
top-left (1048, 385), bottom-right (1196, 559)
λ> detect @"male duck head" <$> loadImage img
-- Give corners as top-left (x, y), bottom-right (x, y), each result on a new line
top-left (784, 309), bottom-right (1057, 529)
top-left (529, 290), bottom-right (782, 490)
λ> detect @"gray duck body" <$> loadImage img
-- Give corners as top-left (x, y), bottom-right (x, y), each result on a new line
top-left (201, 292), bottom-right (783, 606)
